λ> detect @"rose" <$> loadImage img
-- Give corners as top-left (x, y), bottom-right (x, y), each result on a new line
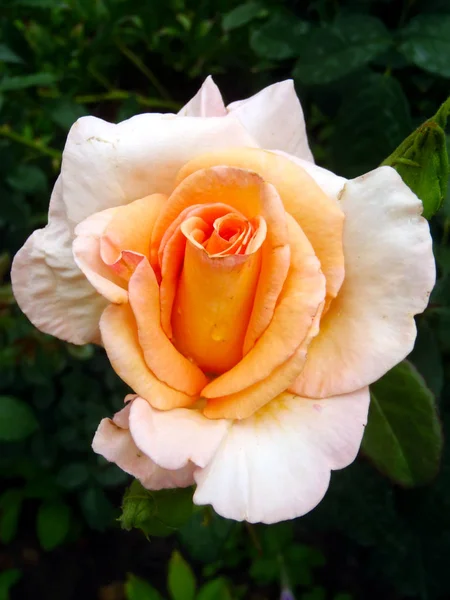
top-left (11, 77), bottom-right (435, 524)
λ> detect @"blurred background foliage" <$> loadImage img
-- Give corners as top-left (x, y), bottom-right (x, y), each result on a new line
top-left (1, 0), bottom-right (450, 598)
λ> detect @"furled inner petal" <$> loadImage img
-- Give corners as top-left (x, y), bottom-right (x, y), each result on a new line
top-left (100, 303), bottom-right (197, 410)
top-left (158, 203), bottom-right (240, 339)
top-left (175, 148), bottom-right (345, 312)
top-left (201, 213), bottom-right (326, 399)
top-left (171, 228), bottom-right (264, 374)
top-left (128, 258), bottom-right (209, 395)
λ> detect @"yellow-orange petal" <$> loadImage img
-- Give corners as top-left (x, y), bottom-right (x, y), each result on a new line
top-left (128, 259), bottom-right (209, 395)
top-left (100, 303), bottom-right (196, 410)
top-left (159, 203), bottom-right (236, 338)
top-left (100, 193), bottom-right (167, 280)
top-left (203, 306), bottom-right (323, 420)
top-left (202, 213), bottom-right (326, 398)
top-left (175, 148), bottom-right (345, 308)
top-left (172, 238), bottom-right (262, 374)
top-left (151, 166), bottom-right (270, 267)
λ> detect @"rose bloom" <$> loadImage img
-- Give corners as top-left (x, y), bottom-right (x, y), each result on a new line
top-left (12, 78), bottom-right (435, 523)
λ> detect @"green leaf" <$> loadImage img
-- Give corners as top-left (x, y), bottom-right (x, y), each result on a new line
top-left (409, 320), bottom-right (444, 398)
top-left (0, 396), bottom-right (38, 441)
top-left (332, 74), bottom-right (412, 177)
top-left (7, 165), bottom-right (47, 194)
top-left (120, 480), bottom-right (194, 537)
top-left (168, 551), bottom-right (196, 600)
top-left (0, 569), bottom-right (22, 600)
top-left (56, 463), bottom-right (90, 490)
top-left (196, 578), bottom-right (231, 600)
top-left (36, 500), bottom-right (71, 550)
top-left (222, 2), bottom-right (264, 31)
top-left (125, 574), bottom-right (164, 600)
top-left (399, 15), bottom-right (450, 78)
top-left (293, 15), bottom-right (391, 85)
top-left (0, 489), bottom-right (23, 544)
top-left (79, 486), bottom-right (116, 531)
top-left (362, 361), bottom-right (443, 486)
top-left (250, 13), bottom-right (310, 60)
top-left (301, 588), bottom-right (326, 600)
top-left (47, 99), bottom-right (87, 130)
top-left (0, 44), bottom-right (23, 64)
top-left (382, 98), bottom-right (450, 219)
top-left (0, 72), bottom-right (57, 92)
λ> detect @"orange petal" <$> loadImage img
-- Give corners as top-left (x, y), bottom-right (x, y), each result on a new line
top-left (202, 213), bottom-right (326, 398)
top-left (171, 238), bottom-right (262, 375)
top-left (100, 303), bottom-right (196, 410)
top-left (175, 148), bottom-right (345, 308)
top-left (128, 259), bottom-right (209, 395)
top-left (159, 203), bottom-right (236, 338)
top-left (101, 193), bottom-right (167, 281)
top-left (203, 306), bottom-right (323, 420)
top-left (151, 166), bottom-right (269, 268)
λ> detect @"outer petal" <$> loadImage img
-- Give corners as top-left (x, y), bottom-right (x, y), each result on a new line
top-left (92, 404), bottom-right (195, 489)
top-left (11, 177), bottom-right (107, 344)
top-left (227, 80), bottom-right (314, 161)
top-left (292, 167), bottom-right (436, 399)
top-left (73, 207), bottom-right (128, 304)
top-left (128, 398), bottom-right (230, 470)
top-left (73, 193), bottom-right (167, 304)
top-left (178, 76), bottom-right (227, 117)
top-left (273, 150), bottom-right (347, 202)
top-left (100, 303), bottom-right (196, 410)
top-left (61, 113), bottom-right (257, 224)
top-left (194, 387), bottom-right (370, 524)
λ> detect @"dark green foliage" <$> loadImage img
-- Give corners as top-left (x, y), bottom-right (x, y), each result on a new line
top-left (362, 361), bottom-right (443, 486)
top-left (1, 0), bottom-right (450, 599)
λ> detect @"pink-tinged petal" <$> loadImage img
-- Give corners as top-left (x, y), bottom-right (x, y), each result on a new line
top-left (73, 208), bottom-right (128, 304)
top-left (100, 303), bottom-right (197, 410)
top-left (73, 193), bottom-right (167, 303)
top-left (128, 397), bottom-right (230, 470)
top-left (194, 387), bottom-right (370, 524)
top-left (178, 76), bottom-right (227, 117)
top-left (128, 259), bottom-right (208, 395)
top-left (292, 166), bottom-right (436, 399)
top-left (100, 193), bottom-right (166, 266)
top-left (202, 214), bottom-right (325, 399)
top-left (273, 150), bottom-right (347, 202)
top-left (61, 113), bottom-right (257, 224)
top-left (227, 80), bottom-right (314, 161)
top-left (11, 177), bottom-right (107, 345)
top-left (92, 404), bottom-right (195, 490)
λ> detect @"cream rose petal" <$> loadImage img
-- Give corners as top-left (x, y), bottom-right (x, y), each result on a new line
top-left (12, 110), bottom-right (258, 345)
top-left (61, 112), bottom-right (258, 225)
top-left (274, 150), bottom-right (347, 201)
top-left (178, 76), bottom-right (227, 117)
top-left (128, 398), bottom-right (231, 470)
top-left (292, 166), bottom-right (436, 399)
top-left (92, 404), bottom-right (195, 490)
top-left (11, 177), bottom-right (107, 344)
top-left (193, 387), bottom-right (369, 524)
top-left (227, 80), bottom-right (314, 162)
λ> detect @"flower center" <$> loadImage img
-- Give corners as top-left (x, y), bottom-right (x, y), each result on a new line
top-left (170, 207), bottom-right (267, 374)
